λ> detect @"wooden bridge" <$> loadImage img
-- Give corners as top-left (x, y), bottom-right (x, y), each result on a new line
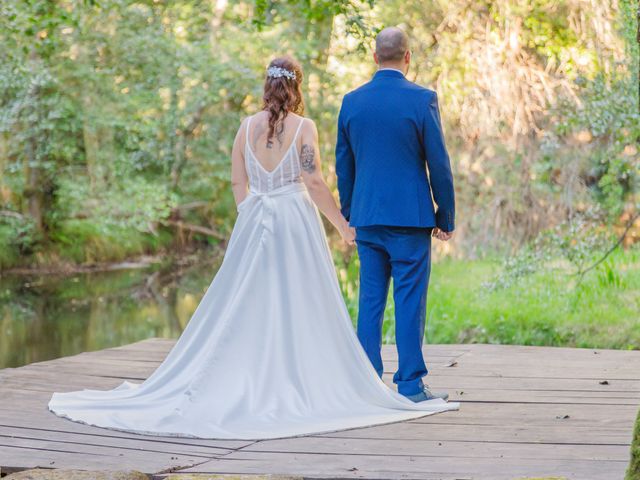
top-left (0, 338), bottom-right (637, 479)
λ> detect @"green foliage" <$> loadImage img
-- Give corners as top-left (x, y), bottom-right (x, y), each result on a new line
top-left (542, 0), bottom-right (639, 220)
top-left (0, 214), bottom-right (41, 268)
top-left (552, 71), bottom-right (640, 216)
top-left (0, 0), bottom-right (385, 269)
top-left (47, 174), bottom-right (177, 263)
top-left (0, 0), bottom-right (638, 269)
top-left (482, 243), bottom-right (549, 292)
top-left (251, 0), bottom-right (376, 46)
top-left (54, 175), bottom-right (178, 234)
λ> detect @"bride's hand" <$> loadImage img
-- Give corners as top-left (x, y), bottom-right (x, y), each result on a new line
top-left (338, 220), bottom-right (356, 246)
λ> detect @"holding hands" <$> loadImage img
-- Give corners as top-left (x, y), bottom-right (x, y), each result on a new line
top-left (338, 218), bottom-right (356, 246)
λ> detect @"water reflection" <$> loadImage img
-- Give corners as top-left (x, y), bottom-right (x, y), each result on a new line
top-left (0, 252), bottom-right (224, 369)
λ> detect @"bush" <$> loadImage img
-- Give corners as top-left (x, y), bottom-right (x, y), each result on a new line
top-left (0, 213), bottom-right (40, 269)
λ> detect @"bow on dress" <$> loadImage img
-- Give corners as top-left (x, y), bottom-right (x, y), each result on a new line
top-left (237, 182), bottom-right (307, 238)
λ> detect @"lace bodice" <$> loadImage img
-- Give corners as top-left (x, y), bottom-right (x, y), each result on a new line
top-left (244, 114), bottom-right (305, 193)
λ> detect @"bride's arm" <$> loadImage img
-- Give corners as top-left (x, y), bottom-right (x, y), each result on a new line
top-left (299, 118), bottom-right (355, 245)
top-left (230, 118), bottom-right (249, 207)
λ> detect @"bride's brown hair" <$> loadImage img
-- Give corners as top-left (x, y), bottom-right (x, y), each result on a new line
top-left (262, 56), bottom-right (304, 146)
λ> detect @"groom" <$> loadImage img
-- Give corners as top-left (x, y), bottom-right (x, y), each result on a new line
top-left (335, 27), bottom-right (455, 402)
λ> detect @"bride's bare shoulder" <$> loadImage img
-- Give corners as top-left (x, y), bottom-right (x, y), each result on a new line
top-left (237, 112), bottom-right (261, 134)
top-left (239, 111), bottom-right (264, 124)
top-left (298, 115), bottom-right (318, 135)
top-left (241, 112), bottom-right (258, 123)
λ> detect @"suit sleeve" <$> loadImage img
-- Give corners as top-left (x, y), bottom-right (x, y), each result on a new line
top-left (423, 91), bottom-right (455, 232)
top-left (335, 99), bottom-right (355, 222)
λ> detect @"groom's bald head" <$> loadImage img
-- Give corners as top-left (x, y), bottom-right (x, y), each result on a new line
top-left (375, 27), bottom-right (409, 63)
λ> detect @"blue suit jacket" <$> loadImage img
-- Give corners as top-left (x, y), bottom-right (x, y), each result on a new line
top-left (335, 69), bottom-right (455, 231)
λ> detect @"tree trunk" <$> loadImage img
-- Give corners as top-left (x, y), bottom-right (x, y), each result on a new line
top-left (81, 95), bottom-right (101, 188)
top-left (22, 49), bottom-right (44, 233)
top-left (24, 135), bottom-right (44, 232)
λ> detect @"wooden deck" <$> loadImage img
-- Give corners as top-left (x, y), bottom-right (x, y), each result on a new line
top-left (0, 338), bottom-right (638, 479)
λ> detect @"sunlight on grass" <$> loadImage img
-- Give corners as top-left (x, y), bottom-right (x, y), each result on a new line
top-left (336, 246), bottom-right (640, 349)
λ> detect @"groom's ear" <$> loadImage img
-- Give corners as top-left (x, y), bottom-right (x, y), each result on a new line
top-left (373, 52), bottom-right (379, 65)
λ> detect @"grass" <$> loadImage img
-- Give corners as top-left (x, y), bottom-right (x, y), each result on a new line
top-left (336, 245), bottom-right (640, 349)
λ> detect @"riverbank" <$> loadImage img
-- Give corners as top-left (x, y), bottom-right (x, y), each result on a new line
top-left (0, 238), bottom-right (231, 276)
top-left (1, 245), bottom-right (638, 369)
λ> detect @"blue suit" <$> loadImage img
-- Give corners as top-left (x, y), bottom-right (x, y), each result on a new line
top-left (335, 69), bottom-right (455, 396)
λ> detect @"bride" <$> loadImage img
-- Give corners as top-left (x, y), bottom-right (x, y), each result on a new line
top-left (48, 56), bottom-right (459, 440)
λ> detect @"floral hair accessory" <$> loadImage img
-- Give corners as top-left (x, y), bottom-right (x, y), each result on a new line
top-left (267, 66), bottom-right (296, 80)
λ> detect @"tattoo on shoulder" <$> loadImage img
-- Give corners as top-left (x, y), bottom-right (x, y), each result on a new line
top-left (300, 144), bottom-right (316, 173)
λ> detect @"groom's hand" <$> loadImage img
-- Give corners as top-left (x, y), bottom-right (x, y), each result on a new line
top-left (343, 226), bottom-right (356, 246)
top-left (338, 219), bottom-right (356, 246)
top-left (432, 227), bottom-right (453, 241)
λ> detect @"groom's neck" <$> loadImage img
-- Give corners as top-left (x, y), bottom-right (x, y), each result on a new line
top-left (377, 62), bottom-right (407, 74)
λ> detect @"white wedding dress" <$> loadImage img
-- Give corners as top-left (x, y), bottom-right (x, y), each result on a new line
top-left (47, 114), bottom-right (459, 440)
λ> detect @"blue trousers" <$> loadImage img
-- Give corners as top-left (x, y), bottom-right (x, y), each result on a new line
top-left (355, 225), bottom-right (433, 396)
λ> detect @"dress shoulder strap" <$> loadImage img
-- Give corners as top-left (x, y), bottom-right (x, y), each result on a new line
top-left (292, 116), bottom-right (305, 144)
top-left (245, 115), bottom-right (253, 149)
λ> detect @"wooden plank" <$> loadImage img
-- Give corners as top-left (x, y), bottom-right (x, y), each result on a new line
top-left (1, 367), bottom-right (143, 384)
top-left (240, 435), bottom-right (630, 461)
top-left (314, 421), bottom-right (633, 445)
top-left (18, 362), bottom-right (156, 380)
top-left (0, 426), bottom-right (233, 457)
top-left (0, 437), bottom-right (206, 473)
top-left (381, 373), bottom-right (640, 392)
top-left (176, 450), bottom-right (628, 480)
top-left (0, 406), bottom-right (251, 452)
top-left (0, 376), bottom-right (137, 394)
top-left (0, 418), bottom-right (252, 451)
top-left (0, 393), bottom-right (252, 452)
top-left (0, 445), bottom-right (191, 474)
top-left (444, 389), bottom-right (640, 405)
top-left (391, 366), bottom-right (640, 380)
top-left (0, 446), bottom-right (143, 474)
top-left (417, 342), bottom-right (638, 356)
top-left (407, 402), bottom-right (637, 428)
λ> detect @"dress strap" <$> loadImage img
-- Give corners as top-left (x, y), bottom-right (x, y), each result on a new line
top-left (245, 115), bottom-right (253, 149)
top-left (292, 117), bottom-right (305, 144)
